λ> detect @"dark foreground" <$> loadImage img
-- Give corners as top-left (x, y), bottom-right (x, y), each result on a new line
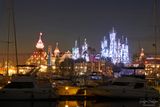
top-left (0, 100), bottom-right (159, 107)
top-left (0, 96), bottom-right (159, 107)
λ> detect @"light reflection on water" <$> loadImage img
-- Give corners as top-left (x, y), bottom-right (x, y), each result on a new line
top-left (0, 100), bottom-right (158, 107)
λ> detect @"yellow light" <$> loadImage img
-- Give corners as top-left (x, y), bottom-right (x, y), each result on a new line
top-left (152, 65), bottom-right (155, 68)
top-left (8, 81), bottom-right (11, 84)
top-left (145, 72), bottom-right (148, 75)
top-left (75, 66), bottom-right (78, 69)
top-left (80, 72), bottom-right (84, 75)
top-left (84, 66), bottom-right (87, 69)
top-left (52, 66), bottom-right (56, 70)
top-left (65, 104), bottom-right (68, 107)
top-left (65, 86), bottom-right (69, 90)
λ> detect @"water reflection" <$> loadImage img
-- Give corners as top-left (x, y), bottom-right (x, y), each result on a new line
top-left (0, 100), bottom-right (159, 107)
top-left (57, 100), bottom-right (148, 107)
top-left (0, 101), bottom-right (57, 107)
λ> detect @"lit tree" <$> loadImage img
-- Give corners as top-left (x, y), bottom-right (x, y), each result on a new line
top-left (59, 58), bottom-right (74, 76)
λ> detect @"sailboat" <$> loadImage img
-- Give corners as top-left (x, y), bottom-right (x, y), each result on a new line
top-left (0, 0), bottom-right (58, 100)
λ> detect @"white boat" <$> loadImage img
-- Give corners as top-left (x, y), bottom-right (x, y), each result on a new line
top-left (0, 75), bottom-right (58, 100)
top-left (77, 77), bottom-right (160, 99)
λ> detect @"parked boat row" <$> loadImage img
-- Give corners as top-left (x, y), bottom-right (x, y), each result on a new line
top-left (77, 76), bottom-right (159, 99)
top-left (0, 70), bottom-right (159, 100)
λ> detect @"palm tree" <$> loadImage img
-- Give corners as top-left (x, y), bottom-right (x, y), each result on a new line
top-left (59, 58), bottom-right (74, 76)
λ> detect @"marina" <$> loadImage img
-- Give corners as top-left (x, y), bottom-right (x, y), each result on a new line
top-left (0, 0), bottom-right (160, 106)
top-left (0, 66), bottom-right (159, 101)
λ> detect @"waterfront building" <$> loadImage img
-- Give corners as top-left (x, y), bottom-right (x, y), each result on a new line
top-left (81, 38), bottom-right (89, 62)
top-left (26, 33), bottom-right (47, 66)
top-left (72, 40), bottom-right (80, 60)
top-left (101, 28), bottom-right (130, 64)
top-left (132, 48), bottom-right (160, 80)
top-left (54, 42), bottom-right (60, 57)
top-left (72, 38), bottom-right (89, 62)
top-left (145, 56), bottom-right (160, 79)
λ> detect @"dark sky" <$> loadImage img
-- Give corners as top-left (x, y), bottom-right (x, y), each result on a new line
top-left (0, 0), bottom-right (159, 63)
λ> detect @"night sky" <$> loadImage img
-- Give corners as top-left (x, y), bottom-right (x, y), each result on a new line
top-left (0, 0), bottom-right (159, 63)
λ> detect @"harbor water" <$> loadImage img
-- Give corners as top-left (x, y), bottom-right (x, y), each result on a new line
top-left (0, 100), bottom-right (159, 107)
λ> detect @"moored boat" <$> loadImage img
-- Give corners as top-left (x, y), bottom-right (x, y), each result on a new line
top-left (0, 75), bottom-right (58, 100)
top-left (76, 76), bottom-right (160, 99)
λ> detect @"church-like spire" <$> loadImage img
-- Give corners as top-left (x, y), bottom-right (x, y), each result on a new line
top-left (112, 27), bottom-right (115, 33)
top-left (36, 32), bottom-right (44, 49)
top-left (75, 40), bottom-right (78, 47)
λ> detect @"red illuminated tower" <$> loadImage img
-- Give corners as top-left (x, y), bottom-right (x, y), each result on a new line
top-left (26, 32), bottom-right (47, 66)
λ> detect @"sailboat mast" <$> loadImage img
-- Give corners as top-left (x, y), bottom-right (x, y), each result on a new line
top-left (7, 0), bottom-right (19, 74)
top-left (12, 0), bottom-right (19, 74)
top-left (6, 4), bottom-right (10, 76)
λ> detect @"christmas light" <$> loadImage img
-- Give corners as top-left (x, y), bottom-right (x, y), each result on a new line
top-left (101, 28), bottom-right (130, 64)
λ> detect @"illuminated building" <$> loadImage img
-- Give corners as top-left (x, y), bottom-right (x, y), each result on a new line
top-left (101, 28), bottom-right (130, 64)
top-left (145, 56), bottom-right (160, 79)
top-left (26, 32), bottom-right (47, 66)
top-left (54, 42), bottom-right (60, 57)
top-left (59, 50), bottom-right (72, 63)
top-left (47, 45), bottom-right (53, 66)
top-left (101, 36), bottom-right (109, 58)
top-left (72, 38), bottom-right (89, 62)
top-left (81, 38), bottom-right (89, 62)
top-left (72, 40), bottom-right (80, 60)
top-left (132, 48), bottom-right (160, 79)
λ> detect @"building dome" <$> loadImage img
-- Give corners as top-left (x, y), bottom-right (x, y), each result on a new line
top-left (54, 42), bottom-right (60, 56)
top-left (36, 32), bottom-right (44, 49)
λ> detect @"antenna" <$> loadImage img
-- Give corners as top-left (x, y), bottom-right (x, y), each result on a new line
top-left (153, 0), bottom-right (158, 54)
top-left (153, 0), bottom-right (159, 78)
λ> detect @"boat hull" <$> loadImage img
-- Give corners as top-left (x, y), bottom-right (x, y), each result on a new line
top-left (83, 86), bottom-right (160, 99)
top-left (0, 89), bottom-right (58, 100)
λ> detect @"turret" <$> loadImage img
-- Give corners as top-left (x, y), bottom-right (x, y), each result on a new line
top-left (54, 42), bottom-right (60, 57)
top-left (36, 32), bottom-right (44, 49)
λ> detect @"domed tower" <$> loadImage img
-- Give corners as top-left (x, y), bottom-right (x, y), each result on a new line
top-left (26, 32), bottom-right (47, 66)
top-left (54, 42), bottom-right (60, 57)
top-left (36, 32), bottom-right (44, 49)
